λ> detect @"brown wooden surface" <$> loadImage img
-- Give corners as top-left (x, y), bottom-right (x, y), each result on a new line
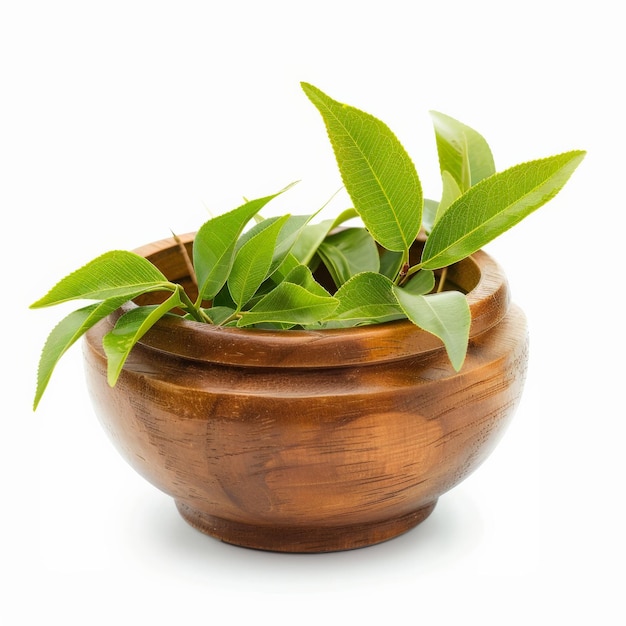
top-left (83, 233), bottom-right (528, 552)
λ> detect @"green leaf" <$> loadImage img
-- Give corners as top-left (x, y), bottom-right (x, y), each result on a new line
top-left (268, 214), bottom-right (313, 276)
top-left (275, 208), bottom-right (360, 280)
top-left (33, 297), bottom-right (129, 409)
top-left (228, 215), bottom-right (290, 308)
top-left (283, 264), bottom-right (332, 298)
top-left (103, 289), bottom-right (184, 386)
top-left (234, 214), bottom-right (312, 286)
top-left (317, 227), bottom-right (380, 288)
top-left (436, 170), bottom-right (463, 222)
top-left (329, 272), bottom-right (402, 323)
top-left (430, 110), bottom-right (496, 191)
top-left (403, 269), bottom-right (435, 295)
top-left (211, 282), bottom-right (237, 309)
top-left (237, 282), bottom-right (338, 327)
top-left (265, 265), bottom-right (333, 329)
top-left (393, 287), bottom-right (471, 371)
top-left (232, 215), bottom-right (286, 258)
top-left (203, 306), bottom-right (236, 325)
top-left (30, 251), bottom-right (171, 308)
top-left (193, 183), bottom-right (296, 300)
top-left (421, 198), bottom-right (440, 235)
top-left (379, 249), bottom-right (405, 281)
top-left (422, 150), bottom-right (586, 269)
top-left (290, 208), bottom-right (359, 265)
top-left (301, 82), bottom-right (422, 252)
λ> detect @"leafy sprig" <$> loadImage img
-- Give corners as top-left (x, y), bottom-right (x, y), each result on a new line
top-left (31, 83), bottom-right (585, 409)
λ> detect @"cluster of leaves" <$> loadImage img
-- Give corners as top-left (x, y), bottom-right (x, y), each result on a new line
top-left (31, 83), bottom-right (585, 409)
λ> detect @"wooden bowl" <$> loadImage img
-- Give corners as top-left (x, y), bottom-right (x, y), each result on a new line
top-left (83, 233), bottom-right (528, 552)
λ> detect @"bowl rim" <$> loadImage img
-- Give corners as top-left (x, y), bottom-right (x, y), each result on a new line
top-left (103, 233), bottom-right (511, 368)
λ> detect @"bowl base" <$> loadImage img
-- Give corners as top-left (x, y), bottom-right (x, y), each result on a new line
top-left (175, 500), bottom-right (437, 553)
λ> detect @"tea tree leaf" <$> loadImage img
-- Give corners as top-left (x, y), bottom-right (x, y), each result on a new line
top-left (211, 283), bottom-right (237, 309)
top-left (421, 198), bottom-right (440, 235)
top-left (421, 150), bottom-right (586, 269)
top-left (203, 306), bottom-right (236, 325)
top-left (436, 170), bottom-right (463, 223)
top-left (317, 228), bottom-right (380, 288)
top-left (233, 215), bottom-right (282, 251)
top-left (235, 214), bottom-right (306, 257)
top-left (193, 183), bottom-right (296, 301)
top-left (283, 265), bottom-right (332, 298)
top-left (228, 215), bottom-right (290, 308)
top-left (330, 272), bottom-right (401, 323)
top-left (276, 208), bottom-right (360, 279)
top-left (403, 269), bottom-right (435, 295)
top-left (103, 289), bottom-right (184, 386)
top-left (290, 208), bottom-right (359, 265)
top-left (237, 282), bottom-right (338, 327)
top-left (33, 297), bottom-right (130, 409)
top-left (233, 214), bottom-right (311, 286)
top-left (302, 82), bottom-right (422, 253)
top-left (393, 287), bottom-right (471, 371)
top-left (268, 214), bottom-right (314, 276)
top-left (379, 249), bottom-right (405, 281)
top-left (30, 251), bottom-right (172, 307)
top-left (430, 111), bottom-right (495, 191)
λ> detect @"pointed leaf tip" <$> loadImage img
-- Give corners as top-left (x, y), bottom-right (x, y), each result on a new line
top-left (422, 150), bottom-right (586, 269)
top-left (30, 251), bottom-right (170, 308)
top-left (393, 288), bottom-right (471, 371)
top-left (32, 298), bottom-right (129, 410)
top-left (103, 290), bottom-right (183, 386)
top-left (193, 184), bottom-right (297, 301)
top-left (302, 83), bottom-right (423, 253)
top-left (430, 110), bottom-right (496, 191)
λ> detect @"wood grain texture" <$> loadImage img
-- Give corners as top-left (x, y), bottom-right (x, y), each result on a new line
top-left (83, 233), bottom-right (528, 552)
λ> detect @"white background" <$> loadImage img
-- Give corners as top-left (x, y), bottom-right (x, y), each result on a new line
top-left (2, 1), bottom-right (624, 624)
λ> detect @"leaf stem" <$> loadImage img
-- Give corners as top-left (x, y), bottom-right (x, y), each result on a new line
top-left (218, 311), bottom-right (242, 327)
top-left (398, 260), bottom-right (423, 286)
top-left (178, 287), bottom-right (213, 323)
top-left (393, 249), bottom-right (411, 285)
top-left (436, 266), bottom-right (448, 293)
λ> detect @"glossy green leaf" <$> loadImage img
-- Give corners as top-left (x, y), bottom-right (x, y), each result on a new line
top-left (234, 214), bottom-right (312, 285)
top-left (30, 251), bottom-right (171, 308)
top-left (203, 306), bottom-right (236, 325)
top-left (193, 183), bottom-right (296, 300)
top-left (103, 290), bottom-right (183, 386)
top-left (317, 227), bottom-right (380, 288)
top-left (290, 208), bottom-right (359, 265)
top-left (422, 150), bottom-right (586, 269)
top-left (302, 82), bottom-right (422, 252)
top-left (283, 264), bottom-right (332, 298)
top-left (271, 265), bottom-right (333, 329)
top-left (211, 282), bottom-right (237, 309)
top-left (430, 110), bottom-right (495, 191)
top-left (235, 213), bottom-right (304, 256)
top-left (237, 282), bottom-right (338, 327)
top-left (233, 215), bottom-right (281, 251)
top-left (436, 170), bottom-right (463, 223)
top-left (329, 272), bottom-right (401, 324)
top-left (276, 208), bottom-right (360, 279)
top-left (268, 215), bottom-right (313, 276)
top-left (33, 297), bottom-right (130, 409)
top-left (379, 249), bottom-right (405, 281)
top-left (393, 287), bottom-right (471, 371)
top-left (228, 215), bottom-right (290, 308)
top-left (421, 198), bottom-right (440, 235)
top-left (403, 269), bottom-right (435, 295)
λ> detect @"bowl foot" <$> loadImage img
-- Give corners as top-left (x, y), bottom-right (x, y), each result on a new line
top-left (175, 500), bottom-right (437, 553)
